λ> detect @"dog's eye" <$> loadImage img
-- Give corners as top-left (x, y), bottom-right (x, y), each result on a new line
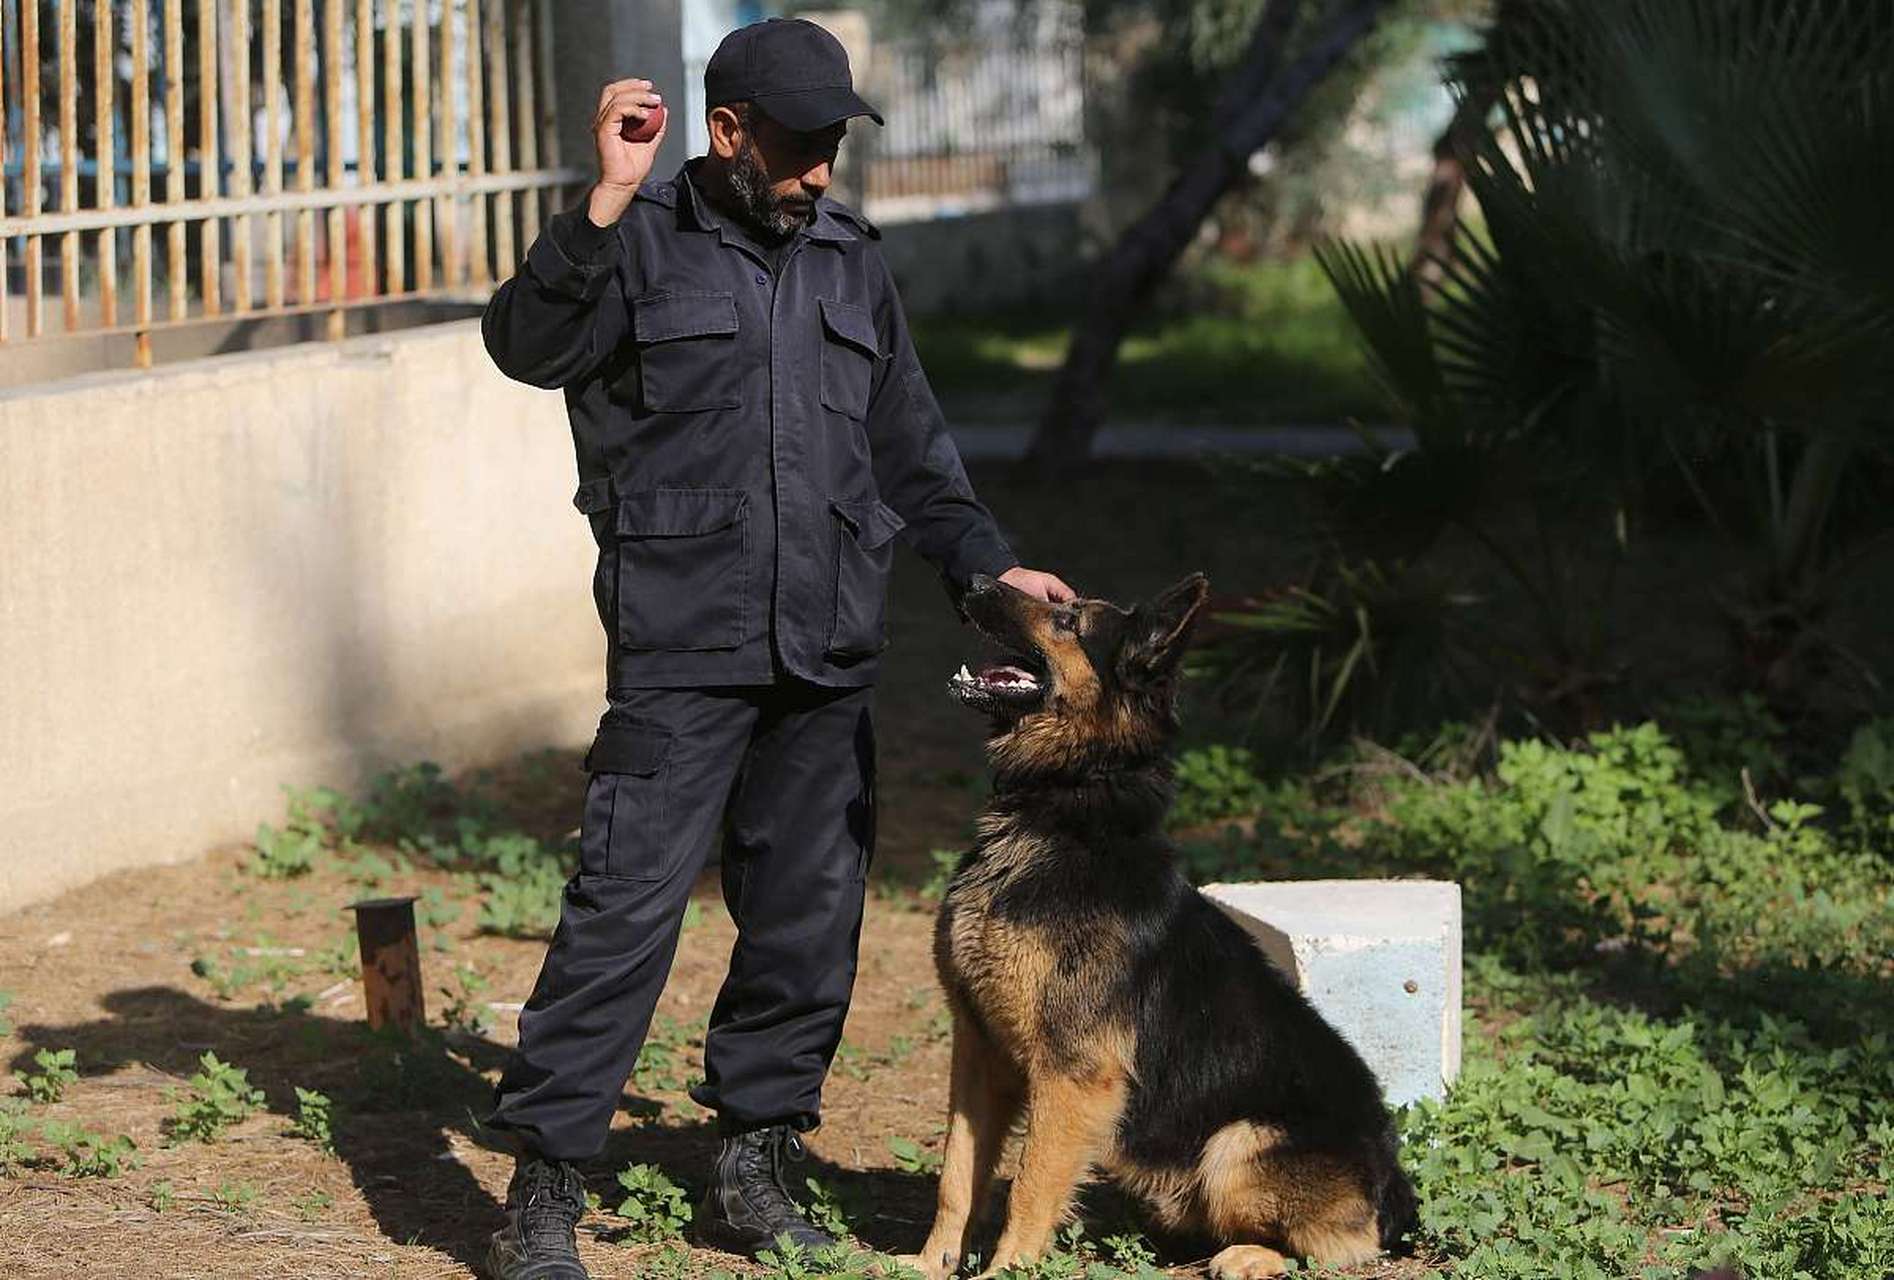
top-left (1051, 610), bottom-right (1079, 635)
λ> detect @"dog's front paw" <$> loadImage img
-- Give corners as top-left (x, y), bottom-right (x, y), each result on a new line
top-left (1209, 1244), bottom-right (1291, 1279)
top-left (893, 1248), bottom-right (960, 1280)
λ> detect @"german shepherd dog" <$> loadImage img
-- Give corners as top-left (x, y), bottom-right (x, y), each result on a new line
top-left (911, 572), bottom-right (1417, 1279)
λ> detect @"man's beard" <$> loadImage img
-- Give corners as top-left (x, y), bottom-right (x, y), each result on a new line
top-left (727, 137), bottom-right (814, 242)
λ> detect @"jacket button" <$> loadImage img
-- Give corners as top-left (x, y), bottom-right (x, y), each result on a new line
top-left (755, 273), bottom-right (767, 285)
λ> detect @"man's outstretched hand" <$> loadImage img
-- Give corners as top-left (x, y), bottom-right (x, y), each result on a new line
top-left (999, 566), bottom-right (1077, 603)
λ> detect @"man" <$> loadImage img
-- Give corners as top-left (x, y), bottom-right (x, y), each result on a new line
top-left (478, 17), bottom-right (1072, 1280)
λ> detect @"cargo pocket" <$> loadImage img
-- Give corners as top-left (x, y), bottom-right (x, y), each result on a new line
top-left (580, 719), bottom-right (676, 881)
top-left (827, 496), bottom-right (906, 659)
top-left (632, 290), bottom-right (741, 412)
top-left (818, 297), bottom-right (879, 420)
top-left (616, 488), bottom-right (750, 651)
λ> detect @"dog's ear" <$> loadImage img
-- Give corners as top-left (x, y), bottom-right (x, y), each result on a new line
top-left (1121, 572), bottom-right (1210, 678)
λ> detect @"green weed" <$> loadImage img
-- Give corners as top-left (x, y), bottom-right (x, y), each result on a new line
top-left (754, 1237), bottom-right (921, 1279)
top-left (190, 941), bottom-right (312, 1001)
top-left (314, 931), bottom-right (360, 979)
top-left (611, 1162), bottom-right (692, 1242)
top-left (289, 1086), bottom-right (335, 1153)
top-left (1835, 717), bottom-right (1894, 849)
top-left (294, 1187), bottom-right (333, 1220)
top-left (884, 1135), bottom-right (941, 1176)
top-left (166, 1051), bottom-right (266, 1144)
top-left (40, 1120), bottom-right (137, 1177)
top-left (631, 1014), bottom-right (702, 1095)
top-left (22, 1047), bottom-right (78, 1104)
top-left (0, 1098), bottom-right (36, 1168)
top-left (802, 1175), bottom-right (854, 1238)
top-left (919, 848), bottom-right (961, 902)
top-left (1170, 744), bottom-right (1271, 829)
top-left (212, 1179), bottom-right (259, 1214)
top-left (440, 963), bottom-right (495, 1036)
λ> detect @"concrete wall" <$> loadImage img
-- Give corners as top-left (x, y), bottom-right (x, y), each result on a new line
top-left (0, 320), bottom-right (602, 915)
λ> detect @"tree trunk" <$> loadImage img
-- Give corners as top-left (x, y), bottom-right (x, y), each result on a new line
top-left (1410, 91), bottom-right (1493, 282)
top-left (1027, 0), bottom-right (1393, 470)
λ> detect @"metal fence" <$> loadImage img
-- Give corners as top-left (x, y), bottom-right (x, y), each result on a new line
top-left (0, 0), bottom-right (585, 360)
top-left (852, 9), bottom-right (1094, 225)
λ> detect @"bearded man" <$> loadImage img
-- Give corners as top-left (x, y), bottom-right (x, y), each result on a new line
top-left (477, 17), bottom-right (1073, 1280)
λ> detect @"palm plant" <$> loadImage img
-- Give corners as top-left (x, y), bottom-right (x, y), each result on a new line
top-left (1316, 0), bottom-right (1894, 697)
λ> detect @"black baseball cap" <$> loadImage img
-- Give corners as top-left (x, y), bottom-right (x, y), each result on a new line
top-left (704, 17), bottom-right (884, 132)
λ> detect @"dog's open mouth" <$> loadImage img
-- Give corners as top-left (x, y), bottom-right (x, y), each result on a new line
top-left (948, 654), bottom-right (1047, 711)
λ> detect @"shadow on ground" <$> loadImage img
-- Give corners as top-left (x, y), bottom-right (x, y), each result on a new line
top-left (7, 987), bottom-right (948, 1267)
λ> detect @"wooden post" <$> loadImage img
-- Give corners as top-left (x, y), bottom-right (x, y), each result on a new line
top-left (347, 896), bottom-right (425, 1034)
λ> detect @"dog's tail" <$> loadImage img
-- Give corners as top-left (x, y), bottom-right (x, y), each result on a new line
top-left (1373, 1126), bottom-right (1421, 1256)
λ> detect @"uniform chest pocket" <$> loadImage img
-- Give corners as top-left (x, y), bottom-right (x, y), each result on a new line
top-left (818, 297), bottom-right (880, 421)
top-left (615, 488), bottom-right (751, 651)
top-left (632, 290), bottom-right (742, 413)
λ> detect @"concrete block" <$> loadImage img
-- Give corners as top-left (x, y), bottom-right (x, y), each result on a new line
top-left (1202, 879), bottom-right (1462, 1107)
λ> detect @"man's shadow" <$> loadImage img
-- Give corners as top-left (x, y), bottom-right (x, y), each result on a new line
top-left (9, 986), bottom-right (942, 1269)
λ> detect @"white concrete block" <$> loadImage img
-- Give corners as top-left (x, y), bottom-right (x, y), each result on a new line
top-left (1201, 879), bottom-right (1462, 1107)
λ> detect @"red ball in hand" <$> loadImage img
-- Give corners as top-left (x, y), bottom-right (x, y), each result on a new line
top-left (620, 103), bottom-right (665, 144)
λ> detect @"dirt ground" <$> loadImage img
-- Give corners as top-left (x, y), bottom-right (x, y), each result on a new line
top-left (11, 452), bottom-right (1819, 1279)
top-left (0, 463), bottom-right (1375, 1279)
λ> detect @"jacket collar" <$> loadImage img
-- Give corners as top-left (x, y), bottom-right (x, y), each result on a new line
top-left (658, 158), bottom-right (857, 248)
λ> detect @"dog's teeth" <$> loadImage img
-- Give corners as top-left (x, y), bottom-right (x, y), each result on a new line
top-left (956, 664), bottom-right (972, 681)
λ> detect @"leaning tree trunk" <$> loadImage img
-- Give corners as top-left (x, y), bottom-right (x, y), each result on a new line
top-left (1410, 89), bottom-right (1495, 282)
top-left (1027, 0), bottom-right (1393, 470)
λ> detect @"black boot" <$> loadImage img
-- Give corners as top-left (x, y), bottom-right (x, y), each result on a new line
top-left (486, 1155), bottom-right (590, 1280)
top-left (691, 1123), bottom-right (838, 1257)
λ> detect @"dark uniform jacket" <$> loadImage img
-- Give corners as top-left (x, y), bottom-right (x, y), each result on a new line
top-left (482, 159), bottom-right (1017, 690)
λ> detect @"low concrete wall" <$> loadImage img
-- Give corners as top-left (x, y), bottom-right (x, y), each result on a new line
top-left (0, 319), bottom-right (602, 915)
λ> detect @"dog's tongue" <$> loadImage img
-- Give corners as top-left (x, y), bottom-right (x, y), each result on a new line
top-left (980, 663), bottom-right (1038, 689)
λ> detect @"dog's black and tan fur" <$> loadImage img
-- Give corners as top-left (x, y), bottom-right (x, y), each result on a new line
top-left (913, 573), bottom-right (1417, 1279)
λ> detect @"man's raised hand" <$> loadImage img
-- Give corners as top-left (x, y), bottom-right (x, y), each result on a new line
top-left (587, 77), bottom-right (667, 227)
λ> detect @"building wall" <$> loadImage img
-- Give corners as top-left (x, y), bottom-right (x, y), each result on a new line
top-left (0, 320), bottom-right (602, 914)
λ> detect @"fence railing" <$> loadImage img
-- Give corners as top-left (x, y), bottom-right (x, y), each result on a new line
top-left (0, 0), bottom-right (586, 361)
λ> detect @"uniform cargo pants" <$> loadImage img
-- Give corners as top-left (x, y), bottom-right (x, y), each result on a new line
top-left (485, 679), bottom-right (875, 1161)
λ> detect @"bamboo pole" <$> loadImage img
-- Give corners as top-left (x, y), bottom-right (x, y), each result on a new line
top-left (198, 0), bottom-right (221, 315)
top-left (483, 0), bottom-right (510, 275)
top-left (130, 0), bottom-right (153, 358)
top-left (354, 0), bottom-right (375, 297)
top-left (325, 0), bottom-right (346, 329)
top-left (534, 0), bottom-right (557, 173)
top-left (2, 0), bottom-right (12, 341)
top-left (228, 0), bottom-right (253, 311)
top-left (512, 0), bottom-right (538, 247)
top-left (264, 0), bottom-right (284, 307)
top-left (294, 0), bottom-right (315, 305)
top-left (464, 0), bottom-right (486, 285)
top-left (439, 0), bottom-right (459, 284)
top-left (383, 0), bottom-right (405, 293)
top-left (411, 0), bottom-right (432, 290)
top-left (58, 0), bottom-right (79, 329)
top-left (165, 0), bottom-right (185, 320)
top-left (23, 0), bottom-right (43, 336)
